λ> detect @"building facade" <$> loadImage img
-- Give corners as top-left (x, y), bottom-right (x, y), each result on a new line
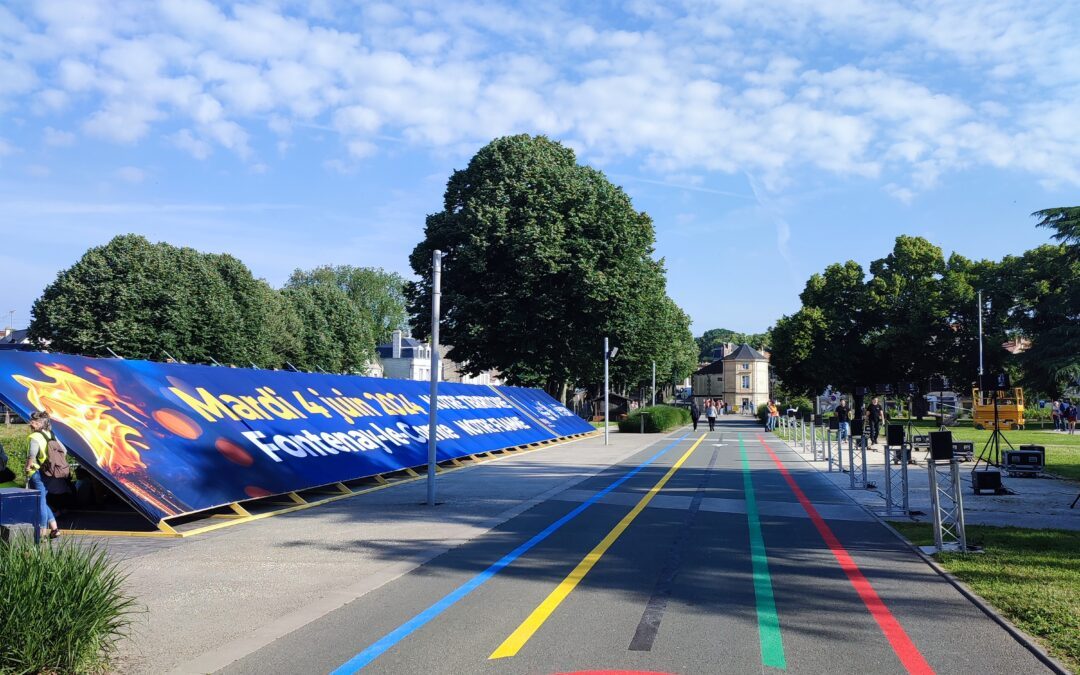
top-left (690, 343), bottom-right (770, 413)
top-left (375, 330), bottom-right (501, 385)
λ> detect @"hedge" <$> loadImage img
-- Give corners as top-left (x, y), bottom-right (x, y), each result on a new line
top-left (618, 405), bottom-right (691, 433)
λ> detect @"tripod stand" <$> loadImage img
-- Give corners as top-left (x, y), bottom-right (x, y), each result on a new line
top-left (974, 390), bottom-right (1015, 470)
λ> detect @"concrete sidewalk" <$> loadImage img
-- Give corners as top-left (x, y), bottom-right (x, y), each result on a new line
top-left (76, 429), bottom-right (671, 674)
top-left (771, 428), bottom-right (1080, 531)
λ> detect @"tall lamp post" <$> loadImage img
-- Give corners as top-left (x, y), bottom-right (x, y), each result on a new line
top-left (604, 338), bottom-right (618, 445)
top-left (427, 249), bottom-right (443, 507)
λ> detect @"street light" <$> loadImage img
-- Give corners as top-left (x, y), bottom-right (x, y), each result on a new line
top-left (604, 339), bottom-right (617, 445)
top-left (427, 249), bottom-right (443, 507)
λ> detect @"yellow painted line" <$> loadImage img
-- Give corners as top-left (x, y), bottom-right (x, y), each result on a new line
top-left (65, 432), bottom-right (600, 539)
top-left (489, 432), bottom-right (708, 660)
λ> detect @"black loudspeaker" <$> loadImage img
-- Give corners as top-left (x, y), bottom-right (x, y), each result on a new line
top-left (972, 470), bottom-right (1003, 494)
top-left (876, 383), bottom-right (894, 395)
top-left (900, 381), bottom-right (918, 395)
top-left (929, 431), bottom-right (953, 461)
top-left (930, 376), bottom-right (949, 392)
top-left (850, 419), bottom-right (864, 436)
top-left (828, 417), bottom-right (840, 430)
top-left (980, 372), bottom-right (1011, 391)
top-left (814, 414), bottom-right (823, 425)
top-left (802, 412), bottom-right (812, 422)
top-left (854, 385), bottom-right (870, 396)
top-left (886, 424), bottom-right (905, 446)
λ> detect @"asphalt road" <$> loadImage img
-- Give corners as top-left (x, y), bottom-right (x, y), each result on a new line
top-left (217, 417), bottom-right (1049, 675)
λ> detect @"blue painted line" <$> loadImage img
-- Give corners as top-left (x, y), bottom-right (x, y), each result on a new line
top-left (330, 432), bottom-right (691, 674)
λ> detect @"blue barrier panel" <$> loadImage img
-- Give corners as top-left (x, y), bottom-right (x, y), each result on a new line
top-left (0, 352), bottom-right (593, 523)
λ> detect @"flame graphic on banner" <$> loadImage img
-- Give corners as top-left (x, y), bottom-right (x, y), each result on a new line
top-left (15, 363), bottom-right (149, 473)
top-left (13, 362), bottom-right (186, 517)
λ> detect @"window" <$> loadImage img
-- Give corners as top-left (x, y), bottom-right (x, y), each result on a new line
top-left (741, 363), bottom-right (750, 370)
top-left (741, 375), bottom-right (750, 388)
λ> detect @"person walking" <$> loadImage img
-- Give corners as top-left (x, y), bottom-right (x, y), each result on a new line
top-left (705, 399), bottom-right (717, 431)
top-left (1052, 400), bottom-right (1062, 431)
top-left (690, 400), bottom-right (701, 431)
top-left (1068, 400), bottom-right (1078, 435)
top-left (24, 411), bottom-right (62, 539)
top-left (835, 399), bottom-right (851, 442)
top-left (766, 399), bottom-right (779, 431)
top-left (865, 397), bottom-right (885, 445)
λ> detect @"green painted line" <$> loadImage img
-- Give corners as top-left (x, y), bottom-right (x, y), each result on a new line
top-left (739, 433), bottom-right (787, 670)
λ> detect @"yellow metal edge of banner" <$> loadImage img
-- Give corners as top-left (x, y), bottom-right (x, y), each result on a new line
top-left (63, 433), bottom-right (597, 539)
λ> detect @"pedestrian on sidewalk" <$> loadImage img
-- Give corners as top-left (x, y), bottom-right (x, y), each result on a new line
top-left (690, 400), bottom-right (701, 431)
top-left (766, 399), bottom-right (779, 431)
top-left (1052, 399), bottom-right (1062, 431)
top-left (1068, 400), bottom-right (1078, 435)
top-left (835, 399), bottom-right (851, 441)
top-left (705, 399), bottom-right (717, 431)
top-left (865, 397), bottom-right (884, 445)
top-left (24, 410), bottom-right (62, 540)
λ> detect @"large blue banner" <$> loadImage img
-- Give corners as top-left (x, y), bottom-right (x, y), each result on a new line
top-left (0, 352), bottom-right (593, 523)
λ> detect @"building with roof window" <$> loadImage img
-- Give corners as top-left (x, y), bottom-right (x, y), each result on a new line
top-left (690, 343), bottom-right (770, 413)
top-left (375, 330), bottom-right (501, 385)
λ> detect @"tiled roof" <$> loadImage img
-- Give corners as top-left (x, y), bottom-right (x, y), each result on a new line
top-left (721, 343), bottom-right (767, 361)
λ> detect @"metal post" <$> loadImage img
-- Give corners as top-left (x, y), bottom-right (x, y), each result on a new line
top-left (651, 361), bottom-right (656, 407)
top-left (604, 337), bottom-right (610, 446)
top-left (848, 435), bottom-right (868, 489)
top-left (827, 427), bottom-right (833, 471)
top-left (427, 250), bottom-right (442, 507)
top-left (884, 441), bottom-right (910, 516)
top-left (977, 290), bottom-right (984, 378)
top-left (811, 417), bottom-right (817, 458)
top-left (837, 429), bottom-right (844, 472)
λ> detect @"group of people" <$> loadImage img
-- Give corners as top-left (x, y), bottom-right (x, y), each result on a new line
top-left (0, 410), bottom-right (70, 539)
top-left (1051, 399), bottom-right (1078, 434)
top-left (690, 398), bottom-right (728, 431)
top-left (830, 396), bottom-right (887, 445)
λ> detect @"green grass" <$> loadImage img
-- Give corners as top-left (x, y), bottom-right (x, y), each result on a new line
top-left (0, 423), bottom-right (30, 484)
top-left (894, 419), bottom-right (1080, 481)
top-left (0, 536), bottom-right (140, 674)
top-left (889, 522), bottom-right (1080, 672)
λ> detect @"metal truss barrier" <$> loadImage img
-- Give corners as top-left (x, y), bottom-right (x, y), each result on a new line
top-left (848, 434), bottom-right (869, 489)
top-left (927, 457), bottom-right (968, 553)
top-left (883, 442), bottom-right (910, 516)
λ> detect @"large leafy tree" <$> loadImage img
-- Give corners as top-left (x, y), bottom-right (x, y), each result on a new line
top-left (1009, 244), bottom-right (1080, 395)
top-left (29, 235), bottom-right (277, 364)
top-left (287, 265), bottom-right (408, 345)
top-left (281, 283), bottom-right (374, 373)
top-left (407, 134), bottom-right (687, 402)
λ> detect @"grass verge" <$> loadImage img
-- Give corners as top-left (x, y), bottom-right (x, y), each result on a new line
top-left (1, 423), bottom-right (30, 483)
top-left (889, 522), bottom-right (1079, 672)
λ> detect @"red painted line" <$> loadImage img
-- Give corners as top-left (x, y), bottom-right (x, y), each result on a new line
top-left (756, 434), bottom-right (935, 675)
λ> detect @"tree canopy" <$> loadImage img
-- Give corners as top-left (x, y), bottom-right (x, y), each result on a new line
top-left (406, 134), bottom-right (696, 401)
top-left (770, 215), bottom-right (1080, 398)
top-left (29, 234), bottom-right (381, 373)
top-left (696, 328), bottom-right (770, 359)
top-left (287, 265), bottom-right (408, 345)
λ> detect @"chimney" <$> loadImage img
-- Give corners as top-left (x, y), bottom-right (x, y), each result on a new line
top-left (392, 330), bottom-right (402, 359)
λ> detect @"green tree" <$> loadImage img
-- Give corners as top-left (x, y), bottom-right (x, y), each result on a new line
top-left (1033, 206), bottom-right (1080, 254)
top-left (29, 235), bottom-right (276, 364)
top-left (281, 283), bottom-right (374, 373)
top-left (407, 134), bottom-right (681, 403)
top-left (696, 327), bottom-right (771, 359)
top-left (287, 265), bottom-right (408, 345)
top-left (1009, 244), bottom-right (1080, 395)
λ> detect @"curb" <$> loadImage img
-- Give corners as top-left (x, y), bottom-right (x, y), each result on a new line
top-left (770, 431), bottom-right (1072, 675)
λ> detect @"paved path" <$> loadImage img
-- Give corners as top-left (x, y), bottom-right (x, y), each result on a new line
top-left (200, 418), bottom-right (1048, 674)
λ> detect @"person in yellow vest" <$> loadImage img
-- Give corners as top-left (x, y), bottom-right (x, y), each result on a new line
top-left (24, 411), bottom-right (61, 539)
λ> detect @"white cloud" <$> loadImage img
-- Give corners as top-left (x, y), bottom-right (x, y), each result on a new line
top-left (0, 0), bottom-right (1076, 190)
top-left (171, 128), bottom-right (211, 159)
top-left (0, 138), bottom-right (16, 156)
top-left (116, 166), bottom-right (145, 182)
top-left (43, 126), bottom-right (75, 146)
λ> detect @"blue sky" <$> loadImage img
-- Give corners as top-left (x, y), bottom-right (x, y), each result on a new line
top-left (1, 1), bottom-right (1078, 335)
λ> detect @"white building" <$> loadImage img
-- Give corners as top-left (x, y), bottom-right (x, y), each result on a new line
top-left (376, 330), bottom-right (501, 385)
